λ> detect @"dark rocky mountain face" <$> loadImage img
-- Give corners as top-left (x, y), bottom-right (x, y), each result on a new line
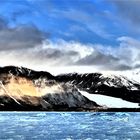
top-left (0, 66), bottom-right (99, 111)
top-left (0, 66), bottom-right (140, 111)
top-left (56, 73), bottom-right (140, 103)
top-left (0, 66), bottom-right (55, 80)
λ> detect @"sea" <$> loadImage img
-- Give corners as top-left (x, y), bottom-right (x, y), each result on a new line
top-left (0, 112), bottom-right (140, 140)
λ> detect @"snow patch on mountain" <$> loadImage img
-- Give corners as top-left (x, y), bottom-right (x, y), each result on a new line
top-left (79, 90), bottom-right (140, 108)
top-left (101, 70), bottom-right (140, 84)
top-left (99, 74), bottom-right (139, 90)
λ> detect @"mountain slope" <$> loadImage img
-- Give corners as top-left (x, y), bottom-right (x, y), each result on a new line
top-left (56, 73), bottom-right (140, 103)
top-left (0, 66), bottom-right (140, 111)
top-left (0, 66), bottom-right (99, 111)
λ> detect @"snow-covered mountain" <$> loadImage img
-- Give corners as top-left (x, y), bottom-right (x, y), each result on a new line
top-left (0, 66), bottom-right (140, 111)
top-left (56, 72), bottom-right (140, 103)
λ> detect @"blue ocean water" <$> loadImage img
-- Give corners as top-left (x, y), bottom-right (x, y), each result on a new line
top-left (0, 112), bottom-right (140, 140)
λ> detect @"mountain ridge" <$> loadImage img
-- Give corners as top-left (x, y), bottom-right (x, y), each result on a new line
top-left (0, 66), bottom-right (140, 111)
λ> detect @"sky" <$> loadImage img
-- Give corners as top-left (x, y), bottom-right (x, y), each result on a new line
top-left (0, 0), bottom-right (140, 74)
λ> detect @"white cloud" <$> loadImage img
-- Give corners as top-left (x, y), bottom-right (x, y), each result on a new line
top-left (0, 36), bottom-right (140, 74)
top-left (43, 39), bottom-right (94, 58)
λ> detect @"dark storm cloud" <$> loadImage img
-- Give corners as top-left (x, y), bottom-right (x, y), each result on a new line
top-left (0, 17), bottom-right (45, 50)
top-left (76, 51), bottom-right (118, 65)
top-left (109, 64), bottom-right (132, 71)
top-left (0, 17), bottom-right (79, 66)
top-left (76, 50), bottom-right (132, 70)
top-left (0, 12), bottom-right (139, 71)
top-left (34, 48), bottom-right (79, 61)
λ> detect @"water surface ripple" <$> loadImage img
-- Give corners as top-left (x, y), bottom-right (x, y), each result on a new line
top-left (0, 112), bottom-right (139, 140)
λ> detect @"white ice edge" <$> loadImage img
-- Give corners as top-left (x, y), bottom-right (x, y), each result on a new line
top-left (79, 90), bottom-right (140, 108)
